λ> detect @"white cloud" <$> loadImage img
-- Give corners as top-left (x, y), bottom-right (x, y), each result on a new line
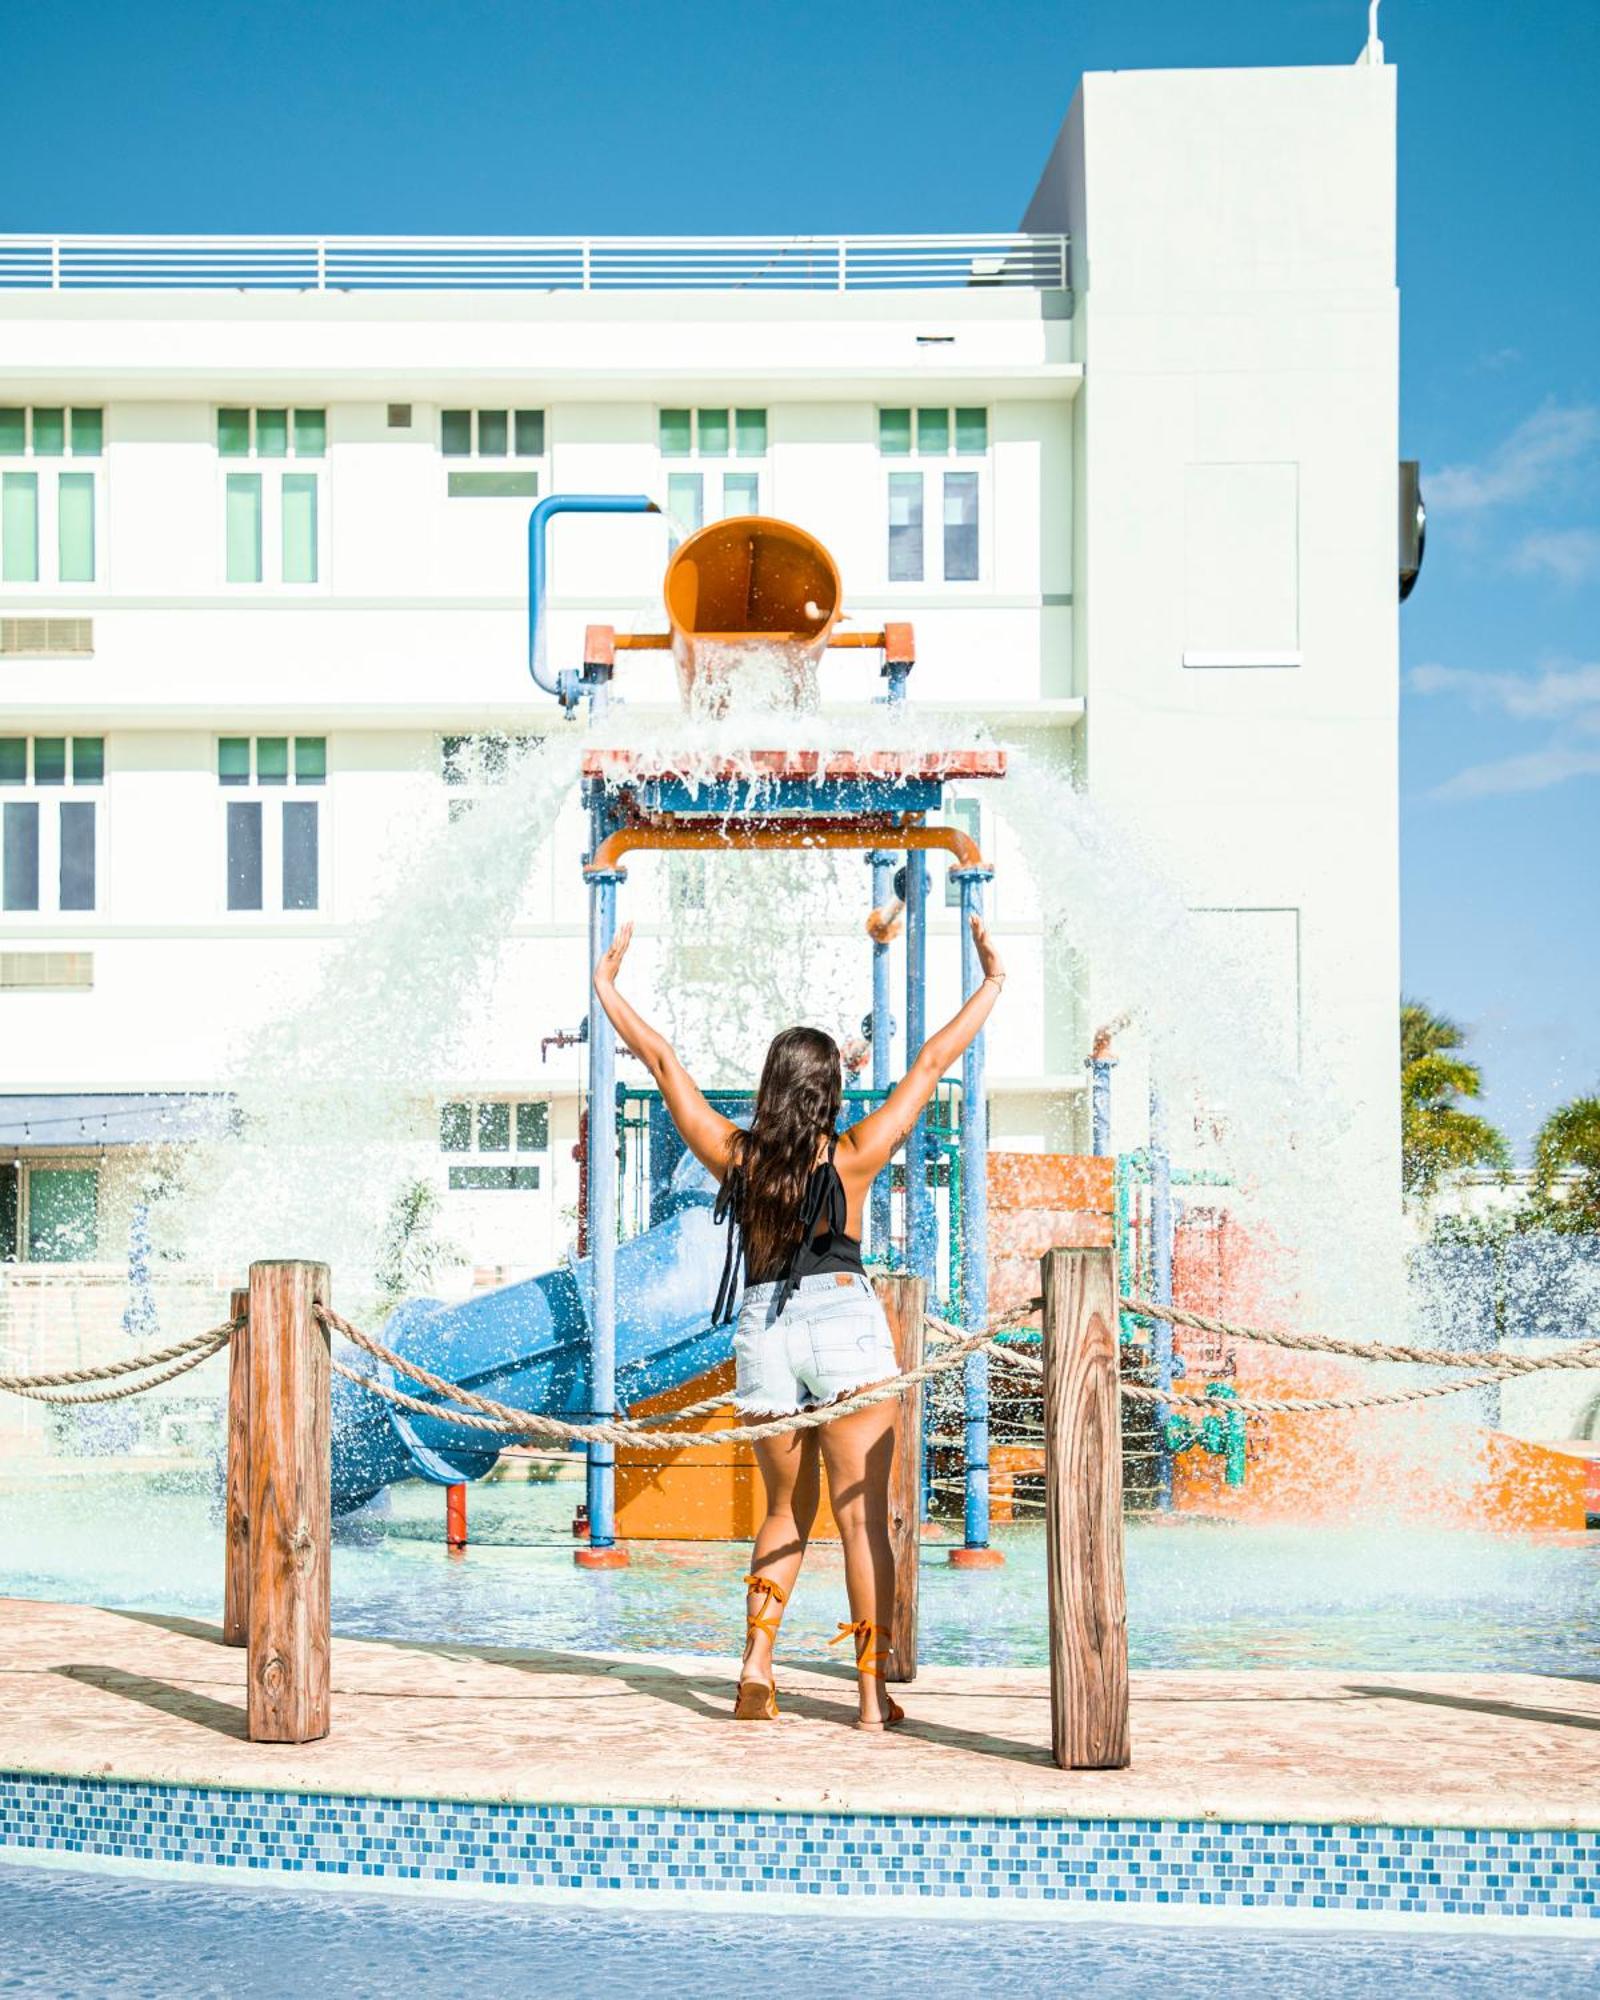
top-left (1410, 658), bottom-right (1600, 798)
top-left (1431, 744), bottom-right (1600, 800)
top-left (1408, 660), bottom-right (1600, 719)
top-left (1510, 526), bottom-right (1600, 586)
top-left (1428, 402), bottom-right (1600, 514)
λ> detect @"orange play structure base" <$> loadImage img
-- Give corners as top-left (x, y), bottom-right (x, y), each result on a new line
top-left (948, 1546), bottom-right (1007, 1568)
top-left (612, 1151), bottom-right (1592, 1542)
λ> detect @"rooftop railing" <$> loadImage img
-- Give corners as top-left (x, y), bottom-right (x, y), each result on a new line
top-left (0, 232), bottom-right (1067, 294)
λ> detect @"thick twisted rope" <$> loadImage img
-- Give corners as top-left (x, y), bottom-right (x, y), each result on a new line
top-left (1119, 1292), bottom-right (1600, 1372)
top-left (320, 1302), bottom-right (1002, 1448)
top-left (927, 1307), bottom-right (1600, 1415)
top-left (0, 1324), bottom-right (237, 1405)
top-left (0, 1328), bottom-right (234, 1408)
top-left (976, 1333), bottom-right (1600, 1413)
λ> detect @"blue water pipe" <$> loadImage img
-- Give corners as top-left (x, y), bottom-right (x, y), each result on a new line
top-left (585, 838), bottom-right (625, 1552)
top-left (1149, 1084), bottom-right (1175, 1510)
top-left (1088, 1055), bottom-right (1115, 1156)
top-left (903, 852), bottom-right (934, 1284)
top-left (527, 494), bottom-right (660, 708)
top-left (953, 865), bottom-right (995, 1552)
top-left (868, 849), bottom-right (895, 1255)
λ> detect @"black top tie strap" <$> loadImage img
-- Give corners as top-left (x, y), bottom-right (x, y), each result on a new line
top-left (712, 1135), bottom-right (866, 1327)
top-left (711, 1166), bottom-right (745, 1327)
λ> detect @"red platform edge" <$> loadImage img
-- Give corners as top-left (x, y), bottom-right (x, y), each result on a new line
top-left (580, 749), bottom-right (1008, 782)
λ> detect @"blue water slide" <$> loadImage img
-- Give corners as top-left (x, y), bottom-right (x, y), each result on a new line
top-left (330, 1190), bottom-right (729, 1514)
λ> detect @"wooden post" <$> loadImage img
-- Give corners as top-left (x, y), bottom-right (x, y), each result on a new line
top-left (246, 1260), bottom-right (332, 1744)
top-left (222, 1285), bottom-right (250, 1646)
top-left (875, 1272), bottom-right (926, 1686)
top-left (1042, 1246), bottom-right (1130, 1769)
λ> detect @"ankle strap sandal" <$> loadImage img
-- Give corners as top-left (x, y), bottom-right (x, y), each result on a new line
top-left (734, 1572), bottom-right (790, 1722)
top-left (829, 1619), bottom-right (905, 1729)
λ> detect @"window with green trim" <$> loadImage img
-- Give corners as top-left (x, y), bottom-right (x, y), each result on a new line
top-left (0, 736), bottom-right (104, 914)
top-left (217, 737), bottom-right (326, 914)
top-left (658, 408), bottom-right (766, 541)
top-left (217, 409), bottom-right (324, 584)
top-left (440, 1099), bottom-right (549, 1189)
top-left (0, 408), bottom-right (103, 584)
top-left (878, 407), bottom-right (988, 583)
top-left (440, 409), bottom-right (545, 497)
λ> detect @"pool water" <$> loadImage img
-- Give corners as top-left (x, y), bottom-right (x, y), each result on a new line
top-left (1, 1861), bottom-right (1596, 1999)
top-left (2, 1471), bottom-right (1595, 1674)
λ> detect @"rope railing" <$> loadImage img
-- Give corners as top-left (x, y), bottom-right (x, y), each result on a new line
top-left (0, 1320), bottom-right (239, 1405)
top-left (925, 1302), bottom-right (1600, 1416)
top-left (1119, 1292), bottom-right (1600, 1373)
top-left (1, 1288), bottom-right (1594, 1428)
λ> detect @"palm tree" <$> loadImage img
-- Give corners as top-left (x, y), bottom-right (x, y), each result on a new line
top-left (1400, 999), bottom-right (1511, 1200)
top-left (1528, 1093), bottom-right (1600, 1233)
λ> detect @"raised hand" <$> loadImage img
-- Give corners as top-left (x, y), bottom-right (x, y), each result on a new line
top-left (970, 912), bottom-right (1005, 985)
top-left (594, 920), bottom-right (635, 988)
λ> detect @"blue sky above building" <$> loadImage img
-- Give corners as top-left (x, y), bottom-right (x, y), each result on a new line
top-left (11, 0), bottom-right (1597, 1154)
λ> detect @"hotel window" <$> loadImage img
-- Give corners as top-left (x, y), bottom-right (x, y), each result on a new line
top-left (942, 798), bottom-right (983, 908)
top-left (0, 406), bottom-right (103, 586)
top-left (440, 732), bottom-right (534, 821)
top-left (217, 408), bottom-right (325, 585)
top-left (0, 735), bottom-right (104, 915)
top-left (441, 408), bottom-right (545, 498)
top-left (0, 1161), bottom-right (100, 1263)
top-left (878, 408), bottom-right (987, 584)
top-left (218, 735), bottom-right (325, 913)
top-left (440, 1098), bottom-right (549, 1190)
top-left (659, 408), bottom-right (766, 546)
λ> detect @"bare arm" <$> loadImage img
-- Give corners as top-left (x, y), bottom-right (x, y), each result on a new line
top-left (591, 921), bottom-right (740, 1180)
top-left (838, 913), bottom-right (1006, 1181)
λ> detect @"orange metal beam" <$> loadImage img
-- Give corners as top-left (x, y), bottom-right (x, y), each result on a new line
top-left (585, 815), bottom-right (984, 877)
top-left (605, 628), bottom-right (895, 652)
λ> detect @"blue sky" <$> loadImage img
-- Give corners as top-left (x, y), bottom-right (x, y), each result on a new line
top-left (10, 1), bottom-right (1598, 1155)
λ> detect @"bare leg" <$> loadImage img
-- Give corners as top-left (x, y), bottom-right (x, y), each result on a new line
top-left (742, 1429), bottom-right (820, 1689)
top-left (817, 1398), bottom-right (899, 1724)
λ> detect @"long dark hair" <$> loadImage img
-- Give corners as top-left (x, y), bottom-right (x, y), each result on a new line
top-left (727, 1026), bottom-right (842, 1281)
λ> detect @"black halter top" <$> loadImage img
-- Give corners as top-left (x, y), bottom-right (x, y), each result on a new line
top-left (712, 1135), bottom-right (866, 1325)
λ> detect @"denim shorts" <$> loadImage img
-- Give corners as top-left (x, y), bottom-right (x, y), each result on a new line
top-left (731, 1272), bottom-right (899, 1416)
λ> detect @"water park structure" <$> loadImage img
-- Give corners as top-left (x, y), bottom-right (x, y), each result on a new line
top-left (3, 40), bottom-right (1598, 1950)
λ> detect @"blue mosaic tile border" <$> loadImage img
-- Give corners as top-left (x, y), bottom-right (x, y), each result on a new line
top-left (2, 1774), bottom-right (1595, 1923)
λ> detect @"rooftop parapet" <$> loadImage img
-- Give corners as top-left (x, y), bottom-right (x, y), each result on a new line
top-left (0, 233), bottom-right (1069, 294)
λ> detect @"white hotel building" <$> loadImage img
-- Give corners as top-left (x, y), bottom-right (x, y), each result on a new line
top-left (0, 60), bottom-right (1401, 1282)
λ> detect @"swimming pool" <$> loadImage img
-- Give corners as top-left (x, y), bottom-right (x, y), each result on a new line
top-left (1, 1859), bottom-right (1597, 1999)
top-left (2, 1470), bottom-right (1594, 1675)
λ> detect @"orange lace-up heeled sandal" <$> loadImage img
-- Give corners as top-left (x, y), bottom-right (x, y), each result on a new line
top-left (733, 1572), bottom-right (790, 1721)
top-left (830, 1618), bottom-right (905, 1730)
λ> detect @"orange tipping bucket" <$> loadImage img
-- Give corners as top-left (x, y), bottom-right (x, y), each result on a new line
top-left (663, 515), bottom-right (842, 715)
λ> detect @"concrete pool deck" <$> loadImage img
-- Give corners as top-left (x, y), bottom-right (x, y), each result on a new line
top-left (2, 1596), bottom-right (1597, 1829)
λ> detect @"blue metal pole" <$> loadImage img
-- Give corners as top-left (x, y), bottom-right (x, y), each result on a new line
top-left (527, 493), bottom-right (659, 706)
top-left (903, 849), bottom-right (934, 1286)
top-left (868, 848), bottom-right (894, 1259)
top-left (1149, 1083), bottom-right (1175, 1512)
top-left (585, 846), bottom-right (625, 1556)
top-left (1088, 1057), bottom-right (1115, 1156)
top-left (954, 866), bottom-right (995, 1555)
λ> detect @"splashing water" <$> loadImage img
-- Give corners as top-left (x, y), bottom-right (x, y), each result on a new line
top-left (163, 733), bottom-right (583, 1314)
top-left (152, 680), bottom-right (1409, 1347)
